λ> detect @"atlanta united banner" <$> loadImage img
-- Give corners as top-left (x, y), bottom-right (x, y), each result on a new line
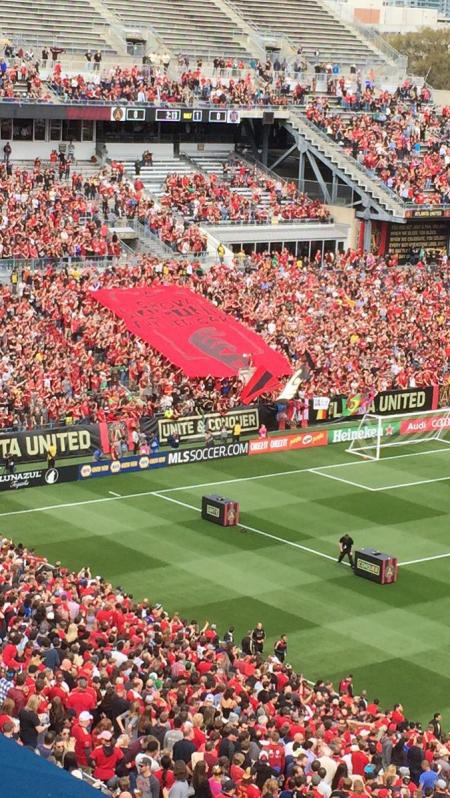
top-left (94, 286), bottom-right (291, 378)
top-left (0, 425), bottom-right (101, 463)
top-left (309, 386), bottom-right (439, 423)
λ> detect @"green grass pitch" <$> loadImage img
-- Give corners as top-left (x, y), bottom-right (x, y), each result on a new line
top-left (1, 441), bottom-right (449, 725)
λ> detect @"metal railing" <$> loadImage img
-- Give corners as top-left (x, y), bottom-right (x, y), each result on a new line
top-left (350, 19), bottom-right (408, 70)
top-left (298, 113), bottom-right (450, 211)
top-left (0, 254), bottom-right (120, 275)
top-left (201, 215), bottom-right (333, 226)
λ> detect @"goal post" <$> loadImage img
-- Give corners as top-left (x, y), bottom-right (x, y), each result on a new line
top-left (345, 407), bottom-right (450, 461)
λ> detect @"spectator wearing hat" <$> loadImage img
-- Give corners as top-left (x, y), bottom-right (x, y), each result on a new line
top-left (223, 626), bottom-right (235, 645)
top-left (72, 710), bottom-right (93, 768)
top-left (137, 756), bottom-right (161, 798)
top-left (66, 677), bottom-right (97, 718)
top-left (435, 779), bottom-right (449, 798)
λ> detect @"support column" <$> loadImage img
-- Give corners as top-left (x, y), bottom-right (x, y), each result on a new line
top-left (331, 171), bottom-right (338, 204)
top-left (261, 124), bottom-right (270, 166)
top-left (363, 217), bottom-right (372, 252)
top-left (298, 148), bottom-right (305, 193)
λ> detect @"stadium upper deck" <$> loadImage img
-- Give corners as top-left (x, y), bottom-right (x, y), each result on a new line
top-left (1, 0), bottom-right (403, 67)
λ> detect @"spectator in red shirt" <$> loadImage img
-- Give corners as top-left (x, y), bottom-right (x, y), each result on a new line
top-left (89, 730), bottom-right (124, 785)
top-left (351, 743), bottom-right (370, 776)
top-left (72, 710), bottom-right (93, 767)
top-left (66, 677), bottom-right (97, 717)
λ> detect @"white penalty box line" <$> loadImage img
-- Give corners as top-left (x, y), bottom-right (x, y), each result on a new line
top-left (311, 447), bottom-right (450, 492)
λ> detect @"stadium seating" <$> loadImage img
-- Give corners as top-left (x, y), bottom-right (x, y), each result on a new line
top-left (122, 157), bottom-right (197, 200)
top-left (0, 0), bottom-right (396, 67)
top-left (159, 163), bottom-right (329, 223)
top-left (303, 94), bottom-right (450, 205)
top-left (230, 0), bottom-right (388, 65)
top-left (1, 0), bottom-right (114, 53)
top-left (103, 0), bottom-right (254, 59)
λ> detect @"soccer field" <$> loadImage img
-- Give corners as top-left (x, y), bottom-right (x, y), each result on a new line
top-left (1, 441), bottom-right (449, 724)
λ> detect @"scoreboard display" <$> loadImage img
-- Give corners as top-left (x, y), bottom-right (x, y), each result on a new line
top-left (155, 108), bottom-right (181, 122)
top-left (110, 106), bottom-right (241, 125)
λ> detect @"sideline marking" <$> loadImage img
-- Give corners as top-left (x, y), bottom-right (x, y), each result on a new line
top-left (0, 463), bottom-right (336, 518)
top-left (108, 491), bottom-right (121, 497)
top-left (371, 475), bottom-right (450, 491)
top-left (399, 552), bottom-right (450, 566)
top-left (309, 447), bottom-right (450, 468)
top-left (153, 491), bottom-right (349, 567)
top-left (311, 468), bottom-right (450, 493)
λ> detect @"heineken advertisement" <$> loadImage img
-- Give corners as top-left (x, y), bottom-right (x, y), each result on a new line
top-left (329, 419), bottom-right (400, 444)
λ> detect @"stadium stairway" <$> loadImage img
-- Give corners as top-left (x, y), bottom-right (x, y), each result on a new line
top-left (184, 152), bottom-right (229, 178)
top-left (122, 156), bottom-right (196, 201)
top-left (185, 152), bottom-right (280, 220)
top-left (288, 109), bottom-right (406, 218)
top-left (119, 155), bottom-right (233, 262)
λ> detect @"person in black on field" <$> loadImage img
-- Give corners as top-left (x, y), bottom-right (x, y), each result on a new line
top-left (338, 534), bottom-right (354, 567)
top-left (251, 622), bottom-right (266, 654)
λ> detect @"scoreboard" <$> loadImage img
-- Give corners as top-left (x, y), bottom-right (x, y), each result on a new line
top-left (110, 106), bottom-right (241, 125)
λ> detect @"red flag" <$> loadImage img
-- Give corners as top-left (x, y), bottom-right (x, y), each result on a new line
top-left (240, 367), bottom-right (280, 405)
top-left (94, 286), bottom-right (291, 379)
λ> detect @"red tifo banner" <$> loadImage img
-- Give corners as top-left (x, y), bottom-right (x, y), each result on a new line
top-left (94, 286), bottom-right (291, 379)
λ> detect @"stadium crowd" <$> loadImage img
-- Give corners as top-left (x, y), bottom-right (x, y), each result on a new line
top-left (161, 164), bottom-right (329, 224)
top-left (0, 247), bottom-right (447, 430)
top-left (49, 64), bottom-right (307, 106)
top-left (0, 58), bottom-right (48, 100)
top-left (0, 162), bottom-right (134, 259)
top-left (0, 160), bottom-right (210, 260)
top-left (0, 536), bottom-right (449, 798)
top-left (306, 92), bottom-right (450, 205)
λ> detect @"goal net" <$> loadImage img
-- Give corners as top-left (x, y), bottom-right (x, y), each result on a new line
top-left (346, 408), bottom-right (450, 461)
